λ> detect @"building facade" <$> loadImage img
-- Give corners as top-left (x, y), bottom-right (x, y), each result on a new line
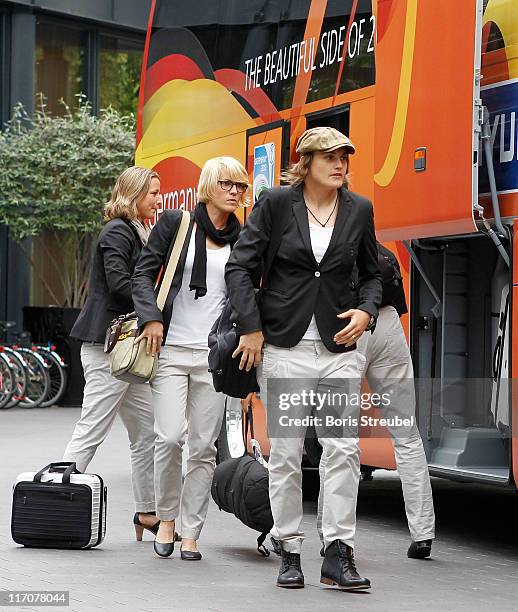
top-left (0, 0), bottom-right (151, 324)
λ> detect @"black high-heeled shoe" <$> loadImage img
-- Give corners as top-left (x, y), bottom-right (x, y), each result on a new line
top-left (133, 512), bottom-right (160, 541)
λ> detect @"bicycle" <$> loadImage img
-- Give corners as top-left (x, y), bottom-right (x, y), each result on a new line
top-left (0, 322), bottom-right (49, 408)
top-left (1, 345), bottom-right (28, 409)
top-left (0, 350), bottom-right (15, 409)
top-left (33, 342), bottom-right (68, 407)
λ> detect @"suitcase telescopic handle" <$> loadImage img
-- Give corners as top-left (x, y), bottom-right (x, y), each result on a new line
top-left (34, 462), bottom-right (80, 484)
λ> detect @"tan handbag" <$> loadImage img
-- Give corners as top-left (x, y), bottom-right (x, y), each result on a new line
top-left (105, 211), bottom-right (190, 383)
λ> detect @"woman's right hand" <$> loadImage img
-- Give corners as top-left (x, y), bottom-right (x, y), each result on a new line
top-left (135, 320), bottom-right (164, 356)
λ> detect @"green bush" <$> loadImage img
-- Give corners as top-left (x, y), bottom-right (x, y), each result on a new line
top-left (0, 97), bottom-right (136, 307)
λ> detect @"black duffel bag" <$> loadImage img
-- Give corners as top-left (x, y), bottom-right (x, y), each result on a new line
top-left (211, 409), bottom-right (273, 555)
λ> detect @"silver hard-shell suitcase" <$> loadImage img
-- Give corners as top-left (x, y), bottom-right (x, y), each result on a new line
top-left (11, 462), bottom-right (107, 549)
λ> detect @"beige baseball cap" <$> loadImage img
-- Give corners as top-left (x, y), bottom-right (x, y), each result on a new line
top-left (295, 126), bottom-right (356, 155)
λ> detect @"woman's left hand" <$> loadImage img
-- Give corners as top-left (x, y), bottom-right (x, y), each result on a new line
top-left (334, 309), bottom-right (372, 346)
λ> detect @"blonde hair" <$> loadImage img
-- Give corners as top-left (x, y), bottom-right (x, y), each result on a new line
top-left (197, 156), bottom-right (251, 208)
top-left (281, 153), bottom-right (350, 189)
top-left (104, 166), bottom-right (160, 222)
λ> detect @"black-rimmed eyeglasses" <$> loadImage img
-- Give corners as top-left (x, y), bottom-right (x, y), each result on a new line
top-left (218, 180), bottom-right (249, 193)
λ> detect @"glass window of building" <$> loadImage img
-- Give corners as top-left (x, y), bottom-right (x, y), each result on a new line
top-left (35, 21), bottom-right (87, 115)
top-left (0, 8), bottom-right (10, 124)
top-left (99, 36), bottom-right (144, 116)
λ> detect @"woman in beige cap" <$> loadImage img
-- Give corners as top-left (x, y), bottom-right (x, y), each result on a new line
top-left (225, 126), bottom-right (382, 591)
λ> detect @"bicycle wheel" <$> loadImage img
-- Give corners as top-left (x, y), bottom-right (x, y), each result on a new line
top-left (37, 348), bottom-right (68, 408)
top-left (17, 348), bottom-right (50, 408)
top-left (4, 348), bottom-right (28, 408)
top-left (0, 353), bottom-right (15, 409)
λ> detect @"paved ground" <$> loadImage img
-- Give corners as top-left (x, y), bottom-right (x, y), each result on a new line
top-left (1, 406), bottom-right (518, 612)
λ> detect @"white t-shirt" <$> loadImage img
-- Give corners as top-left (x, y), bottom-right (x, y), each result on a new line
top-left (166, 231), bottom-right (230, 349)
top-left (302, 223), bottom-right (333, 340)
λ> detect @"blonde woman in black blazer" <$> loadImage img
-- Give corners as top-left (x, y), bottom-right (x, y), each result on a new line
top-left (64, 167), bottom-right (162, 540)
top-left (225, 127), bottom-right (382, 591)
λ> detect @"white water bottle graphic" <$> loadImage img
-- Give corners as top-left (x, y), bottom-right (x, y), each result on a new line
top-left (253, 142), bottom-right (275, 202)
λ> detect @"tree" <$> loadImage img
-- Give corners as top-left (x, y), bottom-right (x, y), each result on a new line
top-left (99, 50), bottom-right (142, 117)
top-left (0, 97), bottom-right (136, 307)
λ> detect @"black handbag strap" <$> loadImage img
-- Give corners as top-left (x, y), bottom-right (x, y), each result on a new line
top-left (34, 462), bottom-right (80, 485)
top-left (215, 297), bottom-right (232, 337)
top-left (244, 406), bottom-right (255, 443)
top-left (257, 532), bottom-right (270, 557)
top-left (243, 405), bottom-right (262, 460)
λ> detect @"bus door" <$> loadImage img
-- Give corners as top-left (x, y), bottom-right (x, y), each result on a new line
top-left (246, 120), bottom-right (290, 213)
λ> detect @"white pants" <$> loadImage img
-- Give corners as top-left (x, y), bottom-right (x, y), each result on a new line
top-left (258, 340), bottom-right (364, 553)
top-left (317, 306), bottom-right (435, 543)
top-left (63, 344), bottom-right (155, 512)
top-left (150, 346), bottom-right (225, 539)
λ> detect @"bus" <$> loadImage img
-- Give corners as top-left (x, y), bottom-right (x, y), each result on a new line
top-left (136, 0), bottom-right (518, 489)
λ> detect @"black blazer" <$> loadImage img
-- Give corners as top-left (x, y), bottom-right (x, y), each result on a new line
top-left (225, 184), bottom-right (383, 353)
top-left (132, 210), bottom-right (195, 341)
top-left (70, 219), bottom-right (144, 343)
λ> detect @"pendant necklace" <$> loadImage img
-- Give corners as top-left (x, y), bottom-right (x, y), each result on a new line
top-left (305, 193), bottom-right (338, 227)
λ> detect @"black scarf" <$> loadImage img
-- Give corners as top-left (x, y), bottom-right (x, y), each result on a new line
top-left (189, 202), bottom-right (241, 299)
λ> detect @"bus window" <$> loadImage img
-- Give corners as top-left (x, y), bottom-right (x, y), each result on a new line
top-left (310, 0), bottom-right (375, 100)
top-left (306, 104), bottom-right (350, 135)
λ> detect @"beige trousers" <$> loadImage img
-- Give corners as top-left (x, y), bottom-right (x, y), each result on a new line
top-left (63, 344), bottom-right (156, 512)
top-left (150, 346), bottom-right (225, 539)
top-left (317, 306), bottom-right (435, 543)
top-left (258, 340), bottom-right (364, 554)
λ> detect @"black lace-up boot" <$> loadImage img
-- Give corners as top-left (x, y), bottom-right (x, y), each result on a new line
top-left (320, 540), bottom-right (371, 590)
top-left (407, 539), bottom-right (432, 559)
top-left (276, 549), bottom-right (304, 588)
